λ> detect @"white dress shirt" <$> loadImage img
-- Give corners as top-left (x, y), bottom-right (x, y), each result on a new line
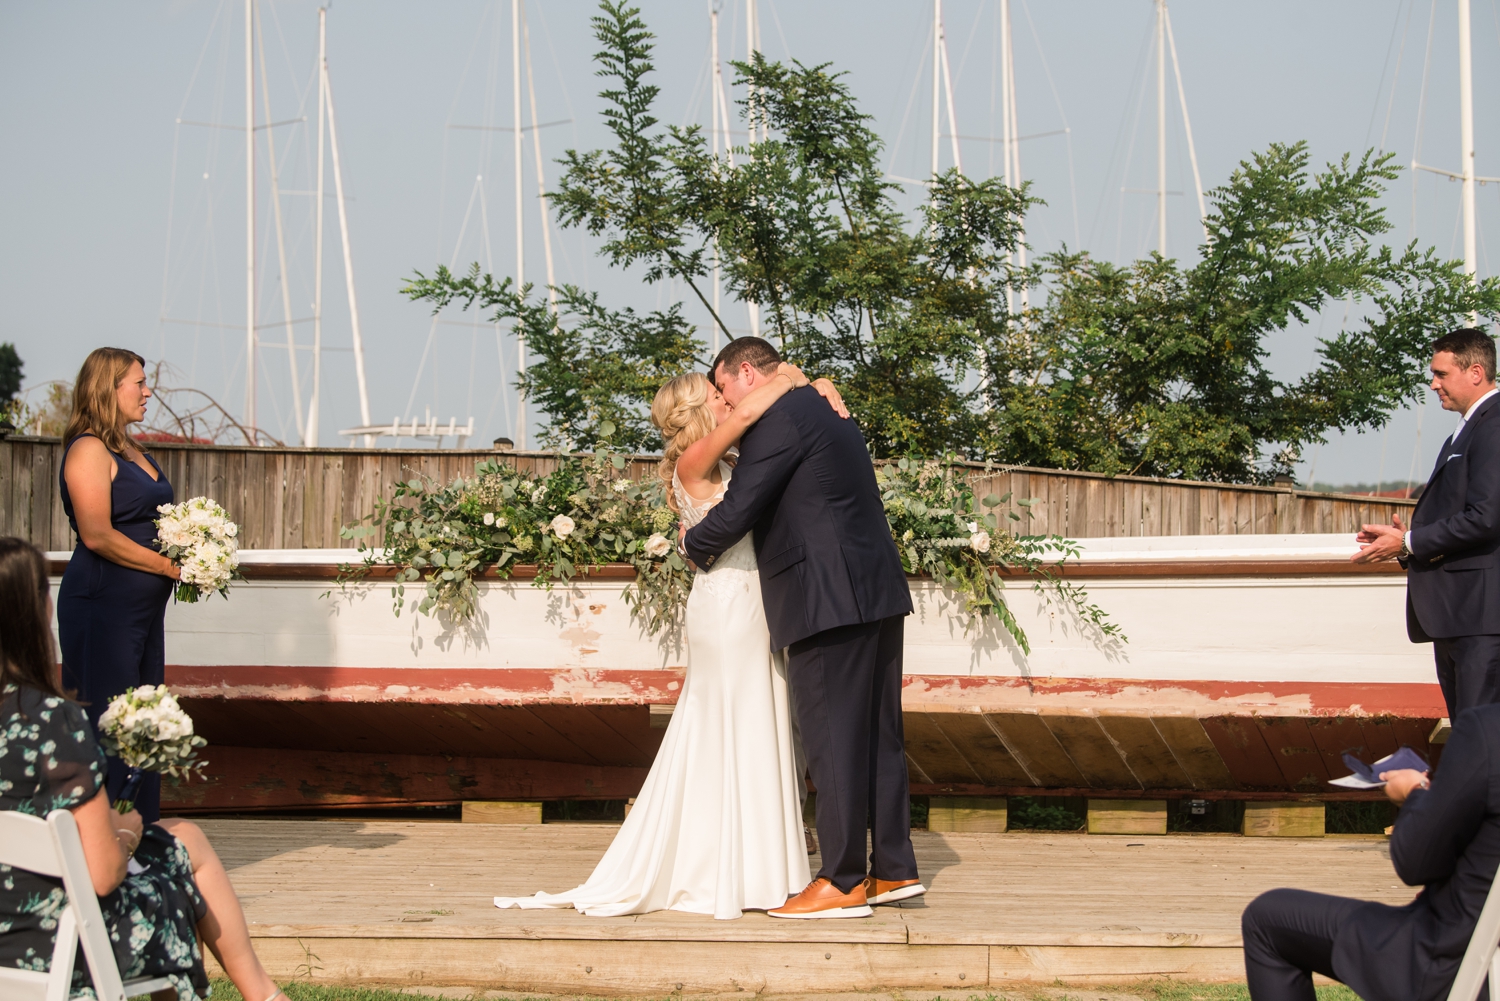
top-left (1404, 386), bottom-right (1500, 553)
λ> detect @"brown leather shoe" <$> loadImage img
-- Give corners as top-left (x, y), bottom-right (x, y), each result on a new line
top-left (768, 877), bottom-right (873, 919)
top-left (863, 876), bottom-right (926, 905)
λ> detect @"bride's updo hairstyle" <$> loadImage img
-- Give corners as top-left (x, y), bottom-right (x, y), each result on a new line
top-left (651, 372), bottom-right (716, 514)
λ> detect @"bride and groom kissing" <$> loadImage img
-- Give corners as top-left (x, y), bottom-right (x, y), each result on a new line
top-left (496, 336), bottom-right (924, 920)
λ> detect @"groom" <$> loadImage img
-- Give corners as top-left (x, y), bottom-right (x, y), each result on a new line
top-left (682, 336), bottom-right (923, 919)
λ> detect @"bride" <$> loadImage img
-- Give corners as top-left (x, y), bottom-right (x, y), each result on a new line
top-left (495, 362), bottom-right (849, 920)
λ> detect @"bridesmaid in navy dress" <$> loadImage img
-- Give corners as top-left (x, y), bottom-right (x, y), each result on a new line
top-left (56, 347), bottom-right (181, 823)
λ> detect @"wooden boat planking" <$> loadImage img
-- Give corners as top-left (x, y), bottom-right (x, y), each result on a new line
top-left (46, 534), bottom-right (1441, 811)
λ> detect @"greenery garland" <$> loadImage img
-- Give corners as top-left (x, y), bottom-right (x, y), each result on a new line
top-left (337, 429), bottom-right (1121, 651)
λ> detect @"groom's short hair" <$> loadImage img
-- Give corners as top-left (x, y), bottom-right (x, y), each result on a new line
top-left (711, 337), bottom-right (781, 381)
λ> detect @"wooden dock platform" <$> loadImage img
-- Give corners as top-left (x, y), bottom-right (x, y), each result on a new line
top-left (202, 819), bottom-right (1413, 994)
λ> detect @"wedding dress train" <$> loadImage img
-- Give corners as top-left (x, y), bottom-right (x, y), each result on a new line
top-left (494, 462), bottom-right (810, 919)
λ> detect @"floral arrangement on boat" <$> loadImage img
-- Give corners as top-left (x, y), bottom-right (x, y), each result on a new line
top-left (340, 422), bottom-right (690, 635)
top-left (338, 431), bottom-right (1119, 650)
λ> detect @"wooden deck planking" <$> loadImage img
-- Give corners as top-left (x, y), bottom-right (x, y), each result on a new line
top-left (198, 819), bottom-right (1414, 991)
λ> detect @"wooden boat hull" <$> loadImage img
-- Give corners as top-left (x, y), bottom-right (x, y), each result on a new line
top-left (47, 537), bottom-right (1439, 810)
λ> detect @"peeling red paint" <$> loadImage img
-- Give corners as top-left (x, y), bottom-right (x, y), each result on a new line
top-left (165, 664), bottom-right (1444, 717)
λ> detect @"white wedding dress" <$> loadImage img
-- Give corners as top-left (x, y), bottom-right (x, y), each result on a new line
top-left (494, 461), bottom-right (810, 919)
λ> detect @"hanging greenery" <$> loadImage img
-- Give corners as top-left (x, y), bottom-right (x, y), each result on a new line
top-left (337, 437), bottom-right (1121, 651)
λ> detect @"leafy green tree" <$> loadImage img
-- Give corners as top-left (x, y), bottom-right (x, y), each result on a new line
top-left (984, 144), bottom-right (1500, 481)
top-left (0, 343), bottom-right (21, 404)
top-left (403, 267), bottom-right (702, 451)
top-left (409, 1), bottom-right (1500, 484)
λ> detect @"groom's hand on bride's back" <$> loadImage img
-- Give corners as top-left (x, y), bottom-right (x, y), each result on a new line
top-left (678, 523), bottom-right (698, 570)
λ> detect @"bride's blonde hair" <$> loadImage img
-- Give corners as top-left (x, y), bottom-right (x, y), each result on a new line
top-left (651, 372), bottom-right (717, 514)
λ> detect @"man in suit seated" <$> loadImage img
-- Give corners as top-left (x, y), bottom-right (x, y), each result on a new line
top-left (1241, 704), bottom-right (1500, 1001)
top-left (1355, 328), bottom-right (1500, 718)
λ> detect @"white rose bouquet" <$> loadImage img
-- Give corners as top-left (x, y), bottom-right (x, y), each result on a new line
top-left (155, 496), bottom-right (242, 602)
top-left (97, 685), bottom-right (209, 814)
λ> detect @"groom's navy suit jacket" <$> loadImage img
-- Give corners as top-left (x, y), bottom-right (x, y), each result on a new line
top-left (1405, 392), bottom-right (1500, 642)
top-left (683, 385), bottom-right (912, 650)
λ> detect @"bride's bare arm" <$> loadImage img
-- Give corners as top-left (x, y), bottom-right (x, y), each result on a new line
top-left (676, 364), bottom-right (809, 492)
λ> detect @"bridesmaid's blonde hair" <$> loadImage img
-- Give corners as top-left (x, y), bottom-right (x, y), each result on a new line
top-left (651, 372), bottom-right (716, 514)
top-left (63, 347), bottom-right (147, 455)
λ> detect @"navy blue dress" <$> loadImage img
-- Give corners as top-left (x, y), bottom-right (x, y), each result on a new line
top-left (56, 433), bottom-right (175, 823)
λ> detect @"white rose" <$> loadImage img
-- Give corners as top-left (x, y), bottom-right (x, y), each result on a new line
top-left (644, 533), bottom-right (672, 558)
top-left (549, 515), bottom-right (576, 538)
top-left (969, 530), bottom-right (991, 554)
top-left (223, 522), bottom-right (238, 538)
top-left (483, 512), bottom-right (496, 526)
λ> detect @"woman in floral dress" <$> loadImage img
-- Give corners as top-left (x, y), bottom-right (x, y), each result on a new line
top-left (0, 537), bottom-right (283, 1001)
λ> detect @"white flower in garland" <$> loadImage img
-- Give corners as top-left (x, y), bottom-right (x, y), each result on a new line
top-left (549, 514), bottom-right (576, 538)
top-left (613, 479), bottom-right (630, 494)
top-left (531, 486), bottom-right (547, 504)
top-left (969, 530), bottom-right (991, 554)
top-left (644, 533), bottom-right (672, 558)
top-left (483, 512), bottom-right (496, 526)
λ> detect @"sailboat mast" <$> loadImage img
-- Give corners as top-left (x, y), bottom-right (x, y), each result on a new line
top-left (1459, 0), bottom-right (1477, 278)
top-left (745, 0), bottom-right (760, 338)
top-left (931, 0), bottom-right (942, 177)
top-left (522, 5), bottom-right (556, 313)
top-left (323, 39), bottom-right (371, 440)
top-left (245, 0), bottom-right (256, 436)
top-left (1001, 0), bottom-right (1025, 308)
top-left (1156, 0), bottom-right (1167, 257)
top-left (512, 0), bottom-right (527, 448)
top-left (255, 0), bottom-right (304, 444)
top-left (711, 0), bottom-right (723, 353)
top-left (308, 7), bottom-right (326, 446)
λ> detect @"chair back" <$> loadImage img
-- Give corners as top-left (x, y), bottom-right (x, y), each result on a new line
top-left (0, 811), bottom-right (64, 876)
top-left (46, 809), bottom-right (132, 1001)
top-left (0, 810), bottom-right (134, 1001)
top-left (1448, 863), bottom-right (1500, 1001)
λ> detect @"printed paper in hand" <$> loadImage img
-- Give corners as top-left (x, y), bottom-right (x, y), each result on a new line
top-left (1329, 746), bottom-right (1430, 789)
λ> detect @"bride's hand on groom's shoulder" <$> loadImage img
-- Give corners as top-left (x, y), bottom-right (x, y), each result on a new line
top-left (812, 378), bottom-right (850, 420)
top-left (777, 362), bottom-right (810, 388)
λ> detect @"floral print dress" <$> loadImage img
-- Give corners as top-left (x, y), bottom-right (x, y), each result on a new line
top-left (0, 683), bottom-right (209, 1000)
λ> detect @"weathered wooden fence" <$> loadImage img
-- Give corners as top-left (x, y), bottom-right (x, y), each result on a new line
top-left (2, 435), bottom-right (1418, 551)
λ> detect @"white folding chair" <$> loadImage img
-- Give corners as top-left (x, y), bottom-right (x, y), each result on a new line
top-left (1449, 865), bottom-right (1500, 1001)
top-left (0, 810), bottom-right (174, 1001)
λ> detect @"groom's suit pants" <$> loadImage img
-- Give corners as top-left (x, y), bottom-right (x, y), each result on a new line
top-left (787, 614), bottom-right (919, 893)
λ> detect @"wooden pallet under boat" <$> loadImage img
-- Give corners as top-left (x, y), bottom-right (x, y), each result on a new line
top-left (47, 534), bottom-right (1441, 811)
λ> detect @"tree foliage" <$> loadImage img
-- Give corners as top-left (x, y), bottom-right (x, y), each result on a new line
top-left (985, 145), bottom-right (1500, 481)
top-left (402, 267), bottom-right (702, 451)
top-left (0, 343), bottom-right (21, 404)
top-left (409, 1), bottom-right (1500, 484)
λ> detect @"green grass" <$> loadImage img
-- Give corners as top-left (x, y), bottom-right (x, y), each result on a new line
top-left (212, 980), bottom-right (1362, 1001)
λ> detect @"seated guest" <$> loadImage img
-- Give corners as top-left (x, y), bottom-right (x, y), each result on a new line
top-left (0, 537), bottom-right (285, 1001)
top-left (1242, 708), bottom-right (1500, 1001)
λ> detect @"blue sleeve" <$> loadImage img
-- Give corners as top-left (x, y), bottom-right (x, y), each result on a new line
top-left (1390, 711), bottom-right (1491, 886)
top-left (683, 408), bottom-right (803, 569)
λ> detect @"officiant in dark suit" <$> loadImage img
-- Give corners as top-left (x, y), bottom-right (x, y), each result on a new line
top-left (1354, 328), bottom-right (1500, 718)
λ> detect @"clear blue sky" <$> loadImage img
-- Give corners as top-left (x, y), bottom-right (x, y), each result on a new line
top-left (1, 0), bottom-right (1493, 486)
